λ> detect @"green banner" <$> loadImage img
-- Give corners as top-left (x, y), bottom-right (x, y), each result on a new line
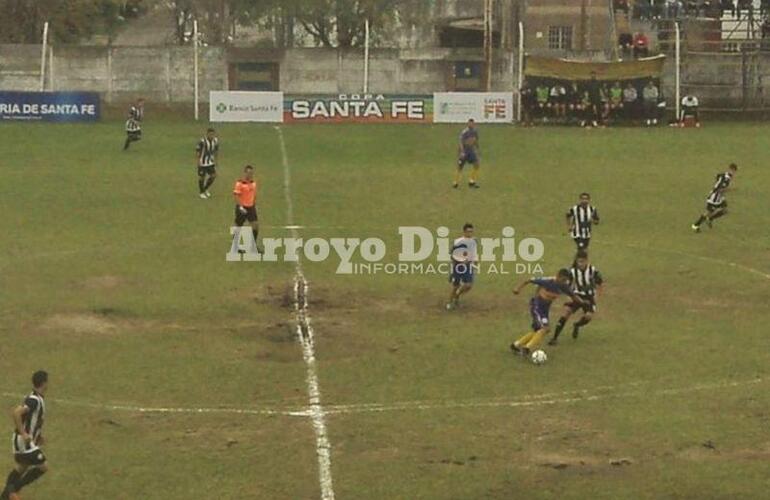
top-left (525, 55), bottom-right (666, 81)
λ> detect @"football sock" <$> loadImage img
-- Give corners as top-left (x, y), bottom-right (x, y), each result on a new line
top-left (552, 317), bottom-right (567, 340)
top-left (198, 177), bottom-right (206, 193)
top-left (204, 176), bottom-right (216, 190)
top-left (1, 470), bottom-right (22, 496)
top-left (123, 138), bottom-right (131, 150)
top-left (453, 169), bottom-right (462, 186)
top-left (709, 210), bottom-right (727, 221)
top-left (574, 317), bottom-right (591, 328)
top-left (515, 331), bottom-right (536, 347)
top-left (694, 215), bottom-right (706, 226)
top-left (15, 468), bottom-right (45, 491)
top-left (469, 166), bottom-right (479, 184)
top-left (525, 330), bottom-right (547, 350)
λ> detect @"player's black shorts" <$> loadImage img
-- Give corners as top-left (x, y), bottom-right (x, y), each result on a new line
top-left (14, 449), bottom-right (46, 467)
top-left (198, 165), bottom-right (216, 177)
top-left (566, 296), bottom-right (597, 314)
top-left (127, 130), bottom-right (142, 140)
top-left (235, 205), bottom-right (258, 226)
top-left (706, 201), bottom-right (726, 212)
top-left (573, 238), bottom-right (590, 250)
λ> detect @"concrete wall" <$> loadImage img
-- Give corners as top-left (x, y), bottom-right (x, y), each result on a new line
top-left (0, 45), bottom-right (226, 103)
top-left (0, 45), bottom-right (518, 101)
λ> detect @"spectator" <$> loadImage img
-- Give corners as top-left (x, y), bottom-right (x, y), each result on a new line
top-left (619, 32), bottom-right (634, 57)
top-left (633, 32), bottom-right (650, 58)
top-left (520, 83), bottom-right (535, 126)
top-left (761, 17), bottom-right (770, 50)
top-left (721, 0), bottom-right (737, 18)
top-left (635, 0), bottom-right (653, 19)
top-left (642, 80), bottom-right (660, 125)
top-left (614, 0), bottom-right (631, 14)
top-left (680, 94), bottom-right (700, 125)
top-left (608, 81), bottom-right (624, 119)
top-left (623, 82), bottom-right (639, 119)
top-left (549, 83), bottom-right (568, 117)
top-left (535, 83), bottom-right (550, 119)
top-left (585, 73), bottom-right (603, 127)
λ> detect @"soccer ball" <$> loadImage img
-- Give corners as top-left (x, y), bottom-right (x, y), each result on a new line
top-left (531, 350), bottom-right (547, 365)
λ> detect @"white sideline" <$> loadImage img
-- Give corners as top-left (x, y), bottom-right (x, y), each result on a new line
top-left (276, 126), bottom-right (336, 500)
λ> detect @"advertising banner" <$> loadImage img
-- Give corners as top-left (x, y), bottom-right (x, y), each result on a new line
top-left (284, 94), bottom-right (433, 123)
top-left (525, 55), bottom-right (666, 81)
top-left (433, 92), bottom-right (514, 123)
top-left (209, 91), bottom-right (284, 122)
top-left (0, 92), bottom-right (100, 122)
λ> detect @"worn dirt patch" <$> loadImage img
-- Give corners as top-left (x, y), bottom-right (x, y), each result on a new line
top-left (42, 313), bottom-right (117, 335)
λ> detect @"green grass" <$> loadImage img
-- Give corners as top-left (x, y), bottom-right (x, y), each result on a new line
top-left (1, 120), bottom-right (769, 499)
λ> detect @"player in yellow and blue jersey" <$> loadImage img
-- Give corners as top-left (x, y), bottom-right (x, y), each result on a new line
top-left (453, 119), bottom-right (481, 189)
top-left (510, 270), bottom-right (584, 358)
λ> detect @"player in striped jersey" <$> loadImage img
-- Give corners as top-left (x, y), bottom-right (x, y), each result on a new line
top-left (549, 250), bottom-right (604, 345)
top-left (566, 193), bottom-right (600, 250)
top-left (691, 163), bottom-right (738, 232)
top-left (446, 223), bottom-right (478, 310)
top-left (122, 98), bottom-right (144, 150)
top-left (196, 128), bottom-right (219, 198)
top-left (1, 371), bottom-right (49, 500)
top-left (453, 119), bottom-right (481, 189)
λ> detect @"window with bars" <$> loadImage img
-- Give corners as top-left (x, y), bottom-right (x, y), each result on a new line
top-left (548, 26), bottom-right (573, 50)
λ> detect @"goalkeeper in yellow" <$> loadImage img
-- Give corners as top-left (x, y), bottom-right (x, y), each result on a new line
top-left (453, 119), bottom-right (481, 189)
top-left (510, 269), bottom-right (584, 358)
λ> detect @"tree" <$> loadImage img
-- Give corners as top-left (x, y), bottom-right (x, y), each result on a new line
top-left (0, 0), bottom-right (133, 44)
top-left (284, 0), bottom-right (403, 48)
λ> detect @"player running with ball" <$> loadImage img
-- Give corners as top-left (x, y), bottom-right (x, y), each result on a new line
top-left (510, 270), bottom-right (584, 358)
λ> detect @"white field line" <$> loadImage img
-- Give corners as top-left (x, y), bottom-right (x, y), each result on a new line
top-left (276, 126), bottom-right (336, 500)
top-left (2, 376), bottom-right (765, 419)
top-left (3, 393), bottom-right (310, 418)
top-left (322, 377), bottom-right (767, 416)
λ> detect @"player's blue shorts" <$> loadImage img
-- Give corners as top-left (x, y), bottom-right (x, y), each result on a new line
top-left (458, 149), bottom-right (479, 168)
top-left (449, 262), bottom-right (474, 286)
top-left (530, 297), bottom-right (551, 331)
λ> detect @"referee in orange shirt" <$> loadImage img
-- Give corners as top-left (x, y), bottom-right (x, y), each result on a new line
top-left (233, 165), bottom-right (261, 251)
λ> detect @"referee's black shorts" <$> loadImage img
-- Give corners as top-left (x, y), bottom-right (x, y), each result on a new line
top-left (235, 205), bottom-right (258, 226)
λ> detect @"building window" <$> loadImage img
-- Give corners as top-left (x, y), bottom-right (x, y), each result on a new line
top-left (548, 26), bottom-right (573, 50)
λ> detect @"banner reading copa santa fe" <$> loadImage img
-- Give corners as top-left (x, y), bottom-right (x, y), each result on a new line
top-left (285, 94), bottom-right (433, 123)
top-left (0, 91), bottom-right (100, 122)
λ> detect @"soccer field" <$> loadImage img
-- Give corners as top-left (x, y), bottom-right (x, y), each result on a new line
top-left (1, 120), bottom-right (769, 499)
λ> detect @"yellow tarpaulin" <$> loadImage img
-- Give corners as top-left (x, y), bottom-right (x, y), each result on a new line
top-left (525, 55), bottom-right (666, 81)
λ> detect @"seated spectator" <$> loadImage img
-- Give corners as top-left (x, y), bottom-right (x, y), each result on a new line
top-left (680, 94), bottom-right (700, 126)
top-left (608, 81), bottom-right (624, 118)
top-left (619, 32), bottom-right (634, 57)
top-left (535, 83), bottom-right (550, 118)
top-left (642, 79), bottom-right (660, 125)
top-left (633, 32), bottom-right (650, 58)
top-left (623, 82), bottom-right (639, 119)
top-left (520, 83), bottom-right (535, 126)
top-left (614, 0), bottom-right (631, 14)
top-left (567, 82), bottom-right (584, 118)
top-left (548, 83), bottom-right (568, 117)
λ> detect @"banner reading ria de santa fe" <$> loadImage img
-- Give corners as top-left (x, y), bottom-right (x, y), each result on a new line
top-left (433, 92), bottom-right (514, 123)
top-left (0, 92), bottom-right (100, 122)
top-left (285, 94), bottom-right (433, 123)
